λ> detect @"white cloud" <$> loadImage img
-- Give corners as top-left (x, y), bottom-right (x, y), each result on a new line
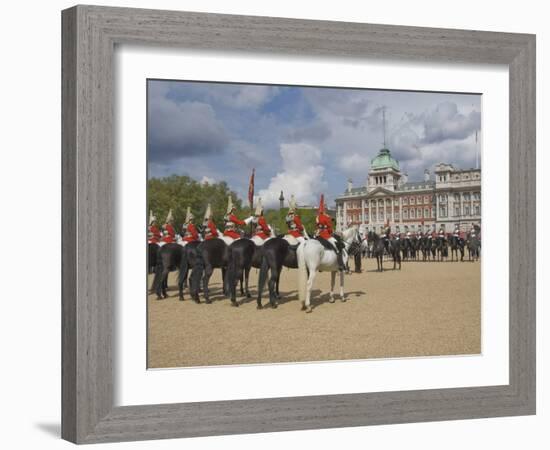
top-left (200, 176), bottom-right (216, 185)
top-left (338, 153), bottom-right (371, 174)
top-left (258, 143), bottom-right (327, 208)
top-left (206, 85), bottom-right (279, 109)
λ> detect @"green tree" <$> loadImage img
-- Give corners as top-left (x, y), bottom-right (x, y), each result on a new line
top-left (147, 175), bottom-right (245, 230)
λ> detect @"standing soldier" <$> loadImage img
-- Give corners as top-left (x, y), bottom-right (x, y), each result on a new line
top-left (180, 206), bottom-right (199, 246)
top-left (148, 210), bottom-right (162, 244)
top-left (161, 209), bottom-right (176, 245)
top-left (251, 198), bottom-right (271, 245)
top-left (203, 204), bottom-right (218, 240)
top-left (315, 194), bottom-right (345, 271)
top-left (285, 195), bottom-right (306, 243)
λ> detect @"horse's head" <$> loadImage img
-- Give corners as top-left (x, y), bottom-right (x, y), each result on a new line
top-left (342, 226), bottom-right (361, 245)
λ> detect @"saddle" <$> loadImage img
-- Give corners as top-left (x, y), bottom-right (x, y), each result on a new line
top-left (314, 236), bottom-right (344, 252)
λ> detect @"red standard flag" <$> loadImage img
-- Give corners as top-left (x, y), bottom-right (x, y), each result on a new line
top-left (248, 168), bottom-right (255, 210)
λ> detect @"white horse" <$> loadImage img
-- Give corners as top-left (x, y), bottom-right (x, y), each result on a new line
top-left (297, 226), bottom-right (361, 313)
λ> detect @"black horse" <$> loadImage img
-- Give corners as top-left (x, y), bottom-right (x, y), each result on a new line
top-left (368, 231), bottom-right (385, 272)
top-left (148, 243), bottom-right (159, 274)
top-left (387, 237), bottom-right (402, 270)
top-left (435, 235), bottom-right (448, 261)
top-left (449, 235), bottom-right (465, 262)
top-left (225, 239), bottom-right (264, 306)
top-left (419, 236), bottom-right (431, 261)
top-left (467, 235), bottom-right (481, 261)
top-left (189, 238), bottom-right (230, 304)
top-left (151, 243), bottom-right (184, 300)
top-left (256, 237), bottom-right (299, 309)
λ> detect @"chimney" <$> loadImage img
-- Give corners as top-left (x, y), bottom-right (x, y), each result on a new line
top-left (347, 178), bottom-right (353, 192)
top-left (424, 169), bottom-right (430, 182)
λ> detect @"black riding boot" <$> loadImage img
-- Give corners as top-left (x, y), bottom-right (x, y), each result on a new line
top-left (336, 250), bottom-right (346, 272)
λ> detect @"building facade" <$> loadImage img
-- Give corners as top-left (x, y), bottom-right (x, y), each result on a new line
top-left (335, 147), bottom-right (481, 233)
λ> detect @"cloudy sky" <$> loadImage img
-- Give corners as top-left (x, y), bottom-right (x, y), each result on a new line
top-left (148, 79), bottom-right (481, 208)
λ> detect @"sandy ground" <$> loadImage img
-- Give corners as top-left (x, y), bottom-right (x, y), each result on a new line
top-left (147, 257), bottom-right (481, 368)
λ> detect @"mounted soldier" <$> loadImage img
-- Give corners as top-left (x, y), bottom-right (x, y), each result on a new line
top-left (251, 198), bottom-right (272, 246)
top-left (453, 224), bottom-right (461, 240)
top-left (180, 206), bottom-right (200, 246)
top-left (284, 195), bottom-right (306, 244)
top-left (438, 224), bottom-right (446, 239)
top-left (315, 194), bottom-right (346, 271)
top-left (394, 225), bottom-right (401, 241)
top-left (469, 222), bottom-right (479, 239)
top-left (203, 204), bottom-right (219, 240)
top-left (148, 210), bottom-right (162, 244)
top-left (222, 195), bottom-right (252, 245)
top-left (160, 209), bottom-right (176, 246)
top-left (426, 224), bottom-right (433, 239)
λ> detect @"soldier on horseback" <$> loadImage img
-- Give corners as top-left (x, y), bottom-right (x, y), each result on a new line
top-left (285, 195), bottom-right (306, 243)
top-left (315, 194), bottom-right (346, 271)
top-left (160, 209), bottom-right (176, 246)
top-left (203, 204), bottom-right (219, 240)
top-left (222, 195), bottom-right (252, 244)
top-left (180, 206), bottom-right (200, 246)
top-left (395, 225), bottom-right (401, 240)
top-left (453, 223), bottom-right (460, 238)
top-left (148, 210), bottom-right (162, 244)
top-left (251, 198), bottom-right (272, 245)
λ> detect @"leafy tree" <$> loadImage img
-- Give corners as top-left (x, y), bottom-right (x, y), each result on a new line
top-left (147, 175), bottom-right (245, 230)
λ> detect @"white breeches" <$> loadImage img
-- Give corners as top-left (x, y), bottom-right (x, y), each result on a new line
top-left (283, 235), bottom-right (305, 246)
top-left (220, 236), bottom-right (236, 246)
top-left (251, 235), bottom-right (272, 246)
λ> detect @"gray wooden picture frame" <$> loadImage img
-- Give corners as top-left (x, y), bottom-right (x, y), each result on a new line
top-left (61, 5), bottom-right (536, 444)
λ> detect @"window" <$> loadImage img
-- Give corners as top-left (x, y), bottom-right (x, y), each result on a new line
top-left (417, 208), bottom-right (422, 218)
top-left (395, 211), bottom-right (400, 220)
top-left (410, 209), bottom-right (416, 218)
top-left (454, 193), bottom-right (460, 202)
top-left (424, 196), bottom-right (429, 203)
top-left (454, 205), bottom-right (460, 216)
top-left (474, 205), bottom-right (480, 215)
top-left (410, 197), bottom-right (415, 205)
top-left (403, 209), bottom-right (409, 219)
top-left (403, 197), bottom-right (408, 205)
top-left (474, 192), bottom-right (480, 200)
top-left (439, 206), bottom-right (447, 217)
top-left (417, 196), bottom-right (423, 204)
top-left (425, 208), bottom-right (429, 218)
top-left (463, 192), bottom-right (471, 201)
top-left (464, 205), bottom-right (470, 216)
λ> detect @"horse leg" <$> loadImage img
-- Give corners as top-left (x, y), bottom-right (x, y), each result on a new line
top-left (244, 266), bottom-right (252, 298)
top-left (268, 267), bottom-right (279, 308)
top-left (222, 268), bottom-right (228, 296)
top-left (339, 270), bottom-right (346, 301)
top-left (303, 270), bottom-right (316, 313)
top-left (329, 271), bottom-right (336, 303)
top-left (231, 267), bottom-right (243, 307)
top-left (203, 265), bottom-right (214, 304)
top-left (275, 270), bottom-right (281, 300)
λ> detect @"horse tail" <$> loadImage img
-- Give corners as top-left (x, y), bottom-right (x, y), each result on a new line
top-left (257, 252), bottom-right (269, 304)
top-left (178, 248), bottom-right (188, 293)
top-left (151, 248), bottom-right (164, 295)
top-left (297, 243), bottom-right (307, 305)
top-left (225, 245), bottom-right (235, 298)
top-left (189, 244), bottom-right (204, 298)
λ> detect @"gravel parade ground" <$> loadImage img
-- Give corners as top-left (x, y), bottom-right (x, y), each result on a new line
top-left (148, 257), bottom-right (481, 368)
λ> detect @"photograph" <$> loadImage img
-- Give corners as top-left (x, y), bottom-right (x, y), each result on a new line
top-left (146, 80), bottom-right (482, 369)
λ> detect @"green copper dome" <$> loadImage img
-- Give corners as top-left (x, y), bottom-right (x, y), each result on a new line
top-left (371, 148), bottom-right (400, 171)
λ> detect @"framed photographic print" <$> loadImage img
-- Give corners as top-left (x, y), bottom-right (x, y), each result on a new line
top-left (62, 5), bottom-right (536, 444)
